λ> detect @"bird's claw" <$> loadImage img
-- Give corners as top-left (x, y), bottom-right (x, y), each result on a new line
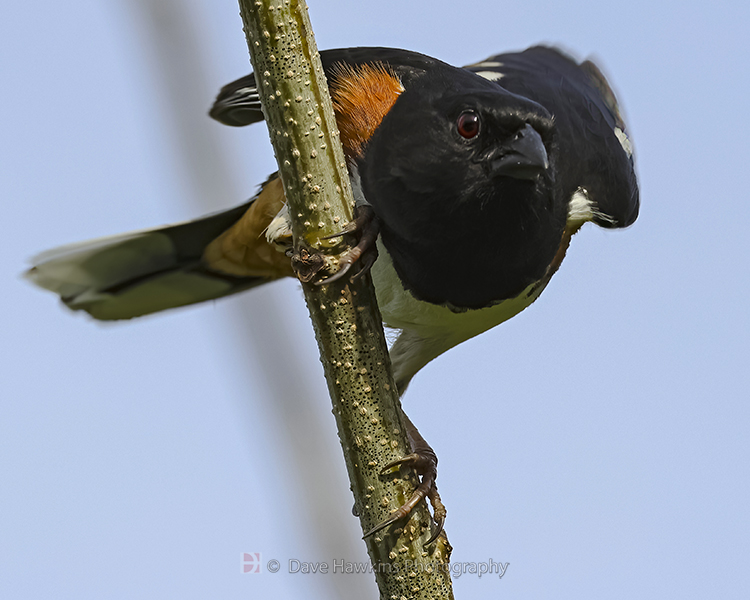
top-left (290, 247), bottom-right (326, 283)
top-left (315, 206), bottom-right (379, 285)
top-left (363, 447), bottom-right (445, 545)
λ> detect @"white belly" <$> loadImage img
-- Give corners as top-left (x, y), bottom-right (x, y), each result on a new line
top-left (370, 240), bottom-right (546, 347)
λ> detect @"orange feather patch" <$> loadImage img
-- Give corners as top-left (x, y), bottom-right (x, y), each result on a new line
top-left (202, 176), bottom-right (293, 279)
top-left (202, 64), bottom-right (404, 279)
top-left (329, 62), bottom-right (404, 160)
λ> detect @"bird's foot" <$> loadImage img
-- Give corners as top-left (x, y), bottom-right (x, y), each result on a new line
top-left (363, 439), bottom-right (446, 545)
top-left (315, 205), bottom-right (379, 285)
top-left (290, 246), bottom-right (326, 283)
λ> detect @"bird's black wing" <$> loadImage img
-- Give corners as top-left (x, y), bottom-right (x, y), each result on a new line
top-left (209, 47), bottom-right (440, 127)
top-left (466, 46), bottom-right (639, 228)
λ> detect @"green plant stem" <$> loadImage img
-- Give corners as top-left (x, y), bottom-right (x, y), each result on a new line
top-left (236, 1), bottom-right (454, 597)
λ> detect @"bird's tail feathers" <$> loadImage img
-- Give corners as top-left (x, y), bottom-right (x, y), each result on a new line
top-left (25, 201), bottom-right (269, 321)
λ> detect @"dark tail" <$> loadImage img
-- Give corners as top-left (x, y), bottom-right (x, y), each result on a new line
top-left (26, 201), bottom-right (271, 320)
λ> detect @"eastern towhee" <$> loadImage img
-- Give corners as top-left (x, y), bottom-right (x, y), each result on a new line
top-left (27, 46), bottom-right (639, 541)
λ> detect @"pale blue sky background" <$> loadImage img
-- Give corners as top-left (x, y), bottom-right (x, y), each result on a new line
top-left (2, 1), bottom-right (749, 599)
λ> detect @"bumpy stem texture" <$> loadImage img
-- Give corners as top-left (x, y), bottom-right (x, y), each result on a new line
top-left (237, 1), bottom-right (454, 598)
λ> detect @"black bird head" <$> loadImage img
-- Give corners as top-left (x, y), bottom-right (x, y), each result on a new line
top-left (359, 65), bottom-right (567, 309)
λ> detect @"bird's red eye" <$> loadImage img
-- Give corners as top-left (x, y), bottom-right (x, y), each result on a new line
top-left (457, 111), bottom-right (480, 139)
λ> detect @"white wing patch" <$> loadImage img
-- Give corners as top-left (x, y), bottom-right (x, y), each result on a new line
top-left (474, 71), bottom-right (505, 82)
top-left (567, 188), bottom-right (596, 227)
top-left (469, 61), bottom-right (505, 82)
top-left (614, 126), bottom-right (634, 158)
top-left (567, 187), bottom-right (616, 227)
top-left (223, 86), bottom-right (261, 110)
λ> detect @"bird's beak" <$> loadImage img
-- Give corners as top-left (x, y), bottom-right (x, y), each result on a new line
top-left (490, 124), bottom-right (549, 180)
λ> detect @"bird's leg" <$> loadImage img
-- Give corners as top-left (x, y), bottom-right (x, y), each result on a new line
top-left (315, 205), bottom-right (380, 285)
top-left (363, 408), bottom-right (446, 545)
